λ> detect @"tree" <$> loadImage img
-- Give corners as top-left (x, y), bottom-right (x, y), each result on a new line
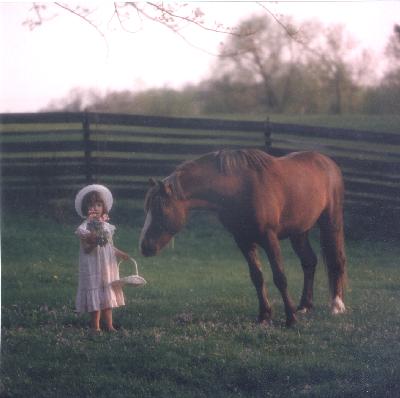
top-left (386, 24), bottom-right (400, 63)
top-left (383, 24), bottom-right (400, 86)
top-left (367, 24), bottom-right (400, 113)
top-left (214, 15), bottom-right (303, 111)
top-left (26, 3), bottom-right (378, 115)
top-left (44, 87), bottom-right (102, 112)
top-left (304, 24), bottom-right (358, 113)
top-left (210, 15), bottom-right (373, 114)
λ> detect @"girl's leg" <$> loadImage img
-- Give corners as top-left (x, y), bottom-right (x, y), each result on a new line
top-left (101, 308), bottom-right (116, 331)
top-left (90, 311), bottom-right (101, 331)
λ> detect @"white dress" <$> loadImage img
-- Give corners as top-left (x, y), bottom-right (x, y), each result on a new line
top-left (75, 220), bottom-right (125, 313)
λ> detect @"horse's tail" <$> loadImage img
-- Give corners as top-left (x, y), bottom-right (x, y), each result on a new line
top-left (320, 212), bottom-right (348, 296)
top-left (318, 177), bottom-right (348, 310)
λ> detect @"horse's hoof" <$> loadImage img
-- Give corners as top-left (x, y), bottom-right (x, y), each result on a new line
top-left (285, 315), bottom-right (298, 327)
top-left (331, 296), bottom-right (346, 315)
top-left (296, 303), bottom-right (313, 314)
top-left (297, 307), bottom-right (311, 314)
top-left (257, 318), bottom-right (273, 327)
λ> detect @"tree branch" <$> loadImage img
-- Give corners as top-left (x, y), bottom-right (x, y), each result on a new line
top-left (146, 1), bottom-right (247, 37)
top-left (256, 2), bottom-right (331, 65)
top-left (54, 2), bottom-right (110, 54)
top-left (54, 2), bottom-right (106, 40)
top-left (111, 2), bottom-right (143, 34)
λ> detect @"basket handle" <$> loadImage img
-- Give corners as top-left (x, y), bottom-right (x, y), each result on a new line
top-left (118, 257), bottom-right (139, 276)
top-left (129, 257), bottom-right (139, 276)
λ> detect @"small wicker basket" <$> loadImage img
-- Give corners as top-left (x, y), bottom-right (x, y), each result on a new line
top-left (110, 257), bottom-right (147, 288)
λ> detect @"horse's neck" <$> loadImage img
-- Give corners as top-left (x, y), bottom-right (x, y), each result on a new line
top-left (179, 166), bottom-right (228, 210)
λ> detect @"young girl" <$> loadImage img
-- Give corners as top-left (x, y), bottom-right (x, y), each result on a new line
top-left (74, 184), bottom-right (129, 332)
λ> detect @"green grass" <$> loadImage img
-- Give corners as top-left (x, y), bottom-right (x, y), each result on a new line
top-left (2, 208), bottom-right (400, 398)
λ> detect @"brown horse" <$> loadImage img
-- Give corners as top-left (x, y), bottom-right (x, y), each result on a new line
top-left (140, 149), bottom-right (347, 326)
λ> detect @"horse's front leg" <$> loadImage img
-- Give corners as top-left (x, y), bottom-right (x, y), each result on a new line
top-left (234, 238), bottom-right (272, 325)
top-left (261, 231), bottom-right (297, 327)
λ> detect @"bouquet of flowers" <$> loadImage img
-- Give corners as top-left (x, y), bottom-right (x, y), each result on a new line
top-left (86, 211), bottom-right (110, 247)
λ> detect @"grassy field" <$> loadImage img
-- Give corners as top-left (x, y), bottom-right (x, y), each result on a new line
top-left (2, 207), bottom-right (400, 398)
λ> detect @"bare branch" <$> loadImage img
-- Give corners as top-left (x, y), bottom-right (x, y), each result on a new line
top-left (24, 2), bottom-right (255, 58)
top-left (256, 2), bottom-right (299, 40)
top-left (127, 2), bottom-right (223, 57)
top-left (146, 1), bottom-right (249, 37)
top-left (54, 2), bottom-right (108, 43)
top-left (111, 3), bottom-right (143, 34)
top-left (121, 2), bottom-right (250, 58)
top-left (23, 3), bottom-right (56, 30)
top-left (256, 2), bottom-right (331, 65)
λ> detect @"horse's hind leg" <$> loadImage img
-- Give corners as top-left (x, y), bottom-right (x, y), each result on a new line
top-left (234, 238), bottom-right (272, 324)
top-left (290, 232), bottom-right (317, 313)
top-left (318, 210), bottom-right (347, 314)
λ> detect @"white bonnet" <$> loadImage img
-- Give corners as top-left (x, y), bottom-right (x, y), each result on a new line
top-left (75, 184), bottom-right (113, 218)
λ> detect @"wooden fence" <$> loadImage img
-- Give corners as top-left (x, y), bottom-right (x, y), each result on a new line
top-left (1, 112), bottom-right (399, 214)
top-left (0, 112), bottom-right (268, 203)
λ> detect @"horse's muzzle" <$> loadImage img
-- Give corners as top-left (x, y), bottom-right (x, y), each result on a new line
top-left (140, 240), bottom-right (157, 257)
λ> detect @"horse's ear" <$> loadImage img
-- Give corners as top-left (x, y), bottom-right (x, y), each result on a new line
top-left (149, 178), bottom-right (157, 187)
top-left (164, 182), bottom-right (173, 196)
top-left (149, 178), bottom-right (172, 196)
top-left (158, 181), bottom-right (173, 196)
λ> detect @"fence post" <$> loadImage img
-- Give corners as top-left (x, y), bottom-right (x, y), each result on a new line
top-left (82, 112), bottom-right (93, 184)
top-left (264, 116), bottom-right (272, 153)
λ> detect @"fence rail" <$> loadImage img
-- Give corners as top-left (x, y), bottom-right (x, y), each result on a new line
top-left (1, 112), bottom-right (399, 213)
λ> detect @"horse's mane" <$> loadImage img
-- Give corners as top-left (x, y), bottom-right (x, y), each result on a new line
top-left (146, 149), bottom-right (272, 206)
top-left (214, 148), bottom-right (272, 175)
top-left (176, 148), bottom-right (272, 176)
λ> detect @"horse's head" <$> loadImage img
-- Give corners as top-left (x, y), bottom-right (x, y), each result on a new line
top-left (140, 177), bottom-right (188, 256)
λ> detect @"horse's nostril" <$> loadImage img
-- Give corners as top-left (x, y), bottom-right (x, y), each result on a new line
top-left (143, 248), bottom-right (156, 257)
top-left (140, 241), bottom-right (157, 257)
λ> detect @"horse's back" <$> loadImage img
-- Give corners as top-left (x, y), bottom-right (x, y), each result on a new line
top-left (277, 151), bottom-right (343, 190)
top-left (281, 151), bottom-right (340, 172)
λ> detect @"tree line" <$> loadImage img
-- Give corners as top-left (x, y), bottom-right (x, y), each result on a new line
top-left (45, 16), bottom-right (400, 116)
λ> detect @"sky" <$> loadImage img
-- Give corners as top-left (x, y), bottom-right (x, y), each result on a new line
top-left (1, 1), bottom-right (399, 113)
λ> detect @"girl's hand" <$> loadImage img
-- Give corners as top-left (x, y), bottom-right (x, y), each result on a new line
top-left (82, 239), bottom-right (97, 254)
top-left (84, 231), bottom-right (98, 245)
top-left (81, 232), bottom-right (97, 253)
top-left (87, 208), bottom-right (99, 221)
top-left (115, 248), bottom-right (130, 261)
